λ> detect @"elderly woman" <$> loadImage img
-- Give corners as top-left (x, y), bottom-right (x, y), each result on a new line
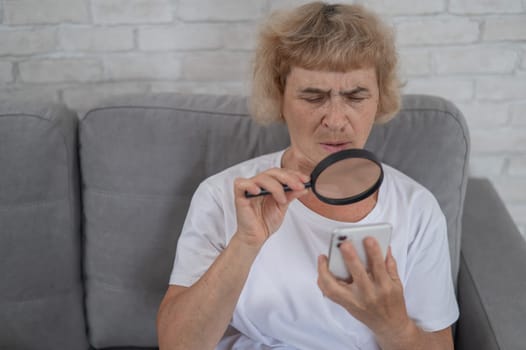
top-left (157, 2), bottom-right (458, 350)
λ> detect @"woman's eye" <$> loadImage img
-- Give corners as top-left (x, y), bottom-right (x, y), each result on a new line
top-left (346, 96), bottom-right (366, 102)
top-left (303, 96), bottom-right (325, 103)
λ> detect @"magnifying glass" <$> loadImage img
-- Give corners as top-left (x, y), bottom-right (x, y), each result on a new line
top-left (245, 149), bottom-right (383, 205)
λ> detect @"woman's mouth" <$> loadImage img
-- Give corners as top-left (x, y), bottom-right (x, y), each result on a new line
top-left (320, 142), bottom-right (350, 153)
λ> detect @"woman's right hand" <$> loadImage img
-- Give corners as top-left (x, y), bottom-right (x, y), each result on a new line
top-left (233, 168), bottom-right (310, 249)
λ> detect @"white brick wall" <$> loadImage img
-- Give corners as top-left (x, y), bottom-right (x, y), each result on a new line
top-left (0, 28), bottom-right (57, 55)
top-left (0, 62), bottom-right (13, 83)
top-left (181, 52), bottom-right (251, 81)
top-left (138, 24), bottom-right (224, 51)
top-left (19, 58), bottom-right (102, 83)
top-left (4, 0), bottom-right (90, 24)
top-left (0, 0), bottom-right (525, 236)
top-left (91, 0), bottom-right (173, 24)
top-left (60, 26), bottom-right (135, 52)
top-left (434, 47), bottom-right (518, 74)
top-left (356, 0), bottom-right (445, 15)
top-left (483, 16), bottom-right (526, 41)
top-left (103, 53), bottom-right (181, 80)
top-left (178, 0), bottom-right (266, 21)
top-left (396, 18), bottom-right (480, 46)
top-left (449, 0), bottom-right (523, 14)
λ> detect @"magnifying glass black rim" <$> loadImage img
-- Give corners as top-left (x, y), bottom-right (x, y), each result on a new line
top-left (310, 148), bottom-right (384, 206)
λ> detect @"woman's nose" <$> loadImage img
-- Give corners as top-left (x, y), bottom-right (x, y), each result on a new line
top-left (322, 101), bottom-right (348, 131)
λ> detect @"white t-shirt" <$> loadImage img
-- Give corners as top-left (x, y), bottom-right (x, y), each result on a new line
top-left (169, 150), bottom-right (459, 350)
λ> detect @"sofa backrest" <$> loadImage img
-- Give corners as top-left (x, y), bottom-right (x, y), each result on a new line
top-left (0, 93), bottom-right (470, 349)
top-left (80, 93), bottom-right (470, 348)
top-left (0, 103), bottom-right (89, 350)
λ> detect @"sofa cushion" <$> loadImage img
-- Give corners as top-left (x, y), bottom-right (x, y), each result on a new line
top-left (80, 94), bottom-right (289, 348)
top-left (0, 103), bottom-right (88, 350)
top-left (80, 93), bottom-right (469, 348)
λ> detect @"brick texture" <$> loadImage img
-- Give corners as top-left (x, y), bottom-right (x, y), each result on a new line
top-left (399, 49), bottom-right (431, 76)
top-left (138, 24), bottom-right (223, 51)
top-left (494, 177), bottom-right (526, 202)
top-left (0, 29), bottom-right (57, 55)
top-left (4, 0), bottom-right (89, 24)
top-left (178, 0), bottom-right (266, 21)
top-left (469, 156), bottom-right (507, 177)
top-left (0, 62), bottom-right (13, 83)
top-left (456, 102), bottom-right (510, 128)
top-left (509, 157), bottom-right (526, 176)
top-left (0, 0), bottom-right (524, 237)
top-left (103, 54), bottom-right (181, 80)
top-left (149, 81), bottom-right (246, 95)
top-left (92, 0), bottom-right (173, 24)
top-left (0, 86), bottom-right (59, 105)
top-left (483, 16), bottom-right (526, 41)
top-left (403, 78), bottom-right (474, 101)
top-left (477, 77), bottom-right (526, 100)
top-left (434, 47), bottom-right (518, 74)
top-left (356, 0), bottom-right (445, 15)
top-left (396, 18), bottom-right (480, 46)
top-left (511, 103), bottom-right (526, 126)
top-left (60, 26), bottom-right (134, 52)
top-left (449, 0), bottom-right (523, 14)
top-left (471, 129), bottom-right (526, 153)
top-left (19, 58), bottom-right (102, 83)
top-left (181, 52), bottom-right (251, 81)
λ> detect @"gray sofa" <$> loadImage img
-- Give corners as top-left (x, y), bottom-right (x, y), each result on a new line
top-left (1, 93), bottom-right (525, 350)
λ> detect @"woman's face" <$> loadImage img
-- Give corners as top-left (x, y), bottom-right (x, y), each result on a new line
top-left (281, 66), bottom-right (379, 173)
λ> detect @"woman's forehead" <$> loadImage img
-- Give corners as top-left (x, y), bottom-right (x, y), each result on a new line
top-left (286, 66), bottom-right (378, 88)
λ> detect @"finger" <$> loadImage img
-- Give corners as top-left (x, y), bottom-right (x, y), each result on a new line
top-left (264, 168), bottom-right (310, 191)
top-left (363, 237), bottom-right (390, 282)
top-left (250, 169), bottom-right (308, 204)
top-left (251, 174), bottom-right (290, 204)
top-left (317, 255), bottom-right (353, 304)
top-left (234, 177), bottom-right (263, 201)
top-left (386, 247), bottom-right (401, 282)
top-left (339, 241), bottom-right (371, 287)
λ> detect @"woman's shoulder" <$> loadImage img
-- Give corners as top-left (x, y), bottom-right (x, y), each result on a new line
top-left (382, 164), bottom-right (441, 210)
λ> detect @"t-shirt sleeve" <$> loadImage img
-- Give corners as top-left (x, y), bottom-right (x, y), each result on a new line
top-left (403, 194), bottom-right (460, 332)
top-left (169, 181), bottom-right (227, 287)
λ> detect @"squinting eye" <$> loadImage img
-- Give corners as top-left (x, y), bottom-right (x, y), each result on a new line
top-left (303, 96), bottom-right (325, 103)
top-left (346, 96), bottom-right (366, 102)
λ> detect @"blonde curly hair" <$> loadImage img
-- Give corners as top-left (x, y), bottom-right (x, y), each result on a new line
top-left (250, 2), bottom-right (401, 125)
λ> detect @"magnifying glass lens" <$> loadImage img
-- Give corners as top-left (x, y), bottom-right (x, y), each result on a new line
top-left (314, 157), bottom-right (382, 200)
top-left (245, 149), bottom-right (383, 206)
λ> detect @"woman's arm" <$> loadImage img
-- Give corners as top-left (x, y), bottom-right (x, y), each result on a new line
top-left (157, 168), bottom-right (310, 350)
top-left (157, 234), bottom-right (260, 350)
top-left (375, 323), bottom-right (453, 350)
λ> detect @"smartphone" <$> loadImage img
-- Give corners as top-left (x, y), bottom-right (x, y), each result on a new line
top-left (328, 223), bottom-right (392, 280)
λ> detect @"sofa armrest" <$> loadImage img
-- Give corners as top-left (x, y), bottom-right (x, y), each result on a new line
top-left (455, 178), bottom-right (526, 350)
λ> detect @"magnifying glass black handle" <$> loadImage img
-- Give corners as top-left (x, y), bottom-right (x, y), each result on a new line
top-left (245, 182), bottom-right (312, 198)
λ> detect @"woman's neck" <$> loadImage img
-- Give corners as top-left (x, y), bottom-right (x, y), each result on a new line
top-left (299, 190), bottom-right (378, 223)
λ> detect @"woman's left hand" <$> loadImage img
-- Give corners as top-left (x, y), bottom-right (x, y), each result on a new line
top-left (317, 237), bottom-right (411, 340)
